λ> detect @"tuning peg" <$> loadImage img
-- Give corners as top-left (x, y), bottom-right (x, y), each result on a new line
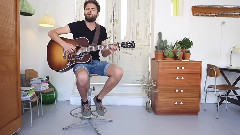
top-left (131, 41), bottom-right (135, 48)
top-left (117, 42), bottom-right (120, 51)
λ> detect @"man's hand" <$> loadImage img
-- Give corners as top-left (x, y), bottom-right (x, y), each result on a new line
top-left (109, 43), bottom-right (118, 54)
top-left (62, 42), bottom-right (76, 54)
top-left (48, 25), bottom-right (74, 53)
top-left (101, 41), bottom-right (118, 57)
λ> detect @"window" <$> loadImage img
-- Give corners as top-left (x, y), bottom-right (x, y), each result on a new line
top-left (121, 0), bottom-right (127, 40)
top-left (171, 0), bottom-right (183, 16)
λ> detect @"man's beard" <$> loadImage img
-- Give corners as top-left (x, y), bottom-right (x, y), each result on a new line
top-left (85, 14), bottom-right (97, 22)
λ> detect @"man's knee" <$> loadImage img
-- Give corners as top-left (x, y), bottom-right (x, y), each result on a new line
top-left (115, 67), bottom-right (123, 78)
top-left (76, 68), bottom-right (89, 85)
top-left (108, 65), bottom-right (123, 78)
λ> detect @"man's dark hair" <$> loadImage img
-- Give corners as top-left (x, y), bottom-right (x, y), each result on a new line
top-left (84, 0), bottom-right (100, 12)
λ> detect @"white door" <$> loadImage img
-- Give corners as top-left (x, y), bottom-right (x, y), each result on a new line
top-left (74, 0), bottom-right (152, 95)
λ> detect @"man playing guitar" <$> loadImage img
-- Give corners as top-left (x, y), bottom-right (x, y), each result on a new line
top-left (48, 0), bottom-right (123, 117)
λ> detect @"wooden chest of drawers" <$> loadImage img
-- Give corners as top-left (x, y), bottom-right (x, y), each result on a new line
top-left (151, 60), bottom-right (202, 115)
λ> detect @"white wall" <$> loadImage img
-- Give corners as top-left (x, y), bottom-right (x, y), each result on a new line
top-left (20, 0), bottom-right (240, 102)
top-left (20, 0), bottom-right (75, 101)
top-left (153, 0), bottom-right (240, 102)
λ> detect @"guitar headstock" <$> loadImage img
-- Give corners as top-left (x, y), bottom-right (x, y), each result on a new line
top-left (120, 41), bottom-right (135, 48)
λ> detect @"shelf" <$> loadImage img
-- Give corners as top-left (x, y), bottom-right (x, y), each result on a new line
top-left (192, 5), bottom-right (240, 17)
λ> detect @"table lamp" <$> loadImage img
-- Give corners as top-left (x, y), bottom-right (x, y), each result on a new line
top-left (230, 45), bottom-right (240, 67)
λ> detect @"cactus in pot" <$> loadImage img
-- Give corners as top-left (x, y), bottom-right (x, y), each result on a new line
top-left (155, 32), bottom-right (167, 52)
top-left (155, 32), bottom-right (167, 60)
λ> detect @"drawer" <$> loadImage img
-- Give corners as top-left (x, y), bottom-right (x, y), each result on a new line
top-left (158, 62), bottom-right (201, 74)
top-left (156, 98), bottom-right (200, 114)
top-left (157, 86), bottom-right (200, 98)
top-left (157, 73), bottom-right (201, 86)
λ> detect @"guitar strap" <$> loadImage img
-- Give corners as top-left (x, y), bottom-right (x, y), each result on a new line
top-left (91, 23), bottom-right (100, 46)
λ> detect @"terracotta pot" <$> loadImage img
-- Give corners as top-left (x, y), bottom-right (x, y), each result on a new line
top-left (179, 52), bottom-right (183, 60)
top-left (155, 51), bottom-right (164, 60)
top-left (181, 49), bottom-right (186, 52)
top-left (175, 51), bottom-right (183, 60)
top-left (183, 53), bottom-right (191, 60)
top-left (172, 49), bottom-right (177, 59)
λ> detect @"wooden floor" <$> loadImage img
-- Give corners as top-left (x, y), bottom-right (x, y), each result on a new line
top-left (18, 101), bottom-right (240, 135)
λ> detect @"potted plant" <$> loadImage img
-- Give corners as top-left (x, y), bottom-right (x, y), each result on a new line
top-left (174, 43), bottom-right (183, 60)
top-left (164, 45), bottom-right (175, 60)
top-left (176, 37), bottom-right (193, 50)
top-left (176, 37), bottom-right (193, 60)
top-left (155, 32), bottom-right (167, 60)
top-left (184, 49), bottom-right (191, 60)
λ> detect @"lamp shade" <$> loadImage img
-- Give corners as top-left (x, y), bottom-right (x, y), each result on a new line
top-left (38, 14), bottom-right (55, 27)
top-left (229, 45), bottom-right (240, 67)
top-left (232, 45), bottom-right (240, 53)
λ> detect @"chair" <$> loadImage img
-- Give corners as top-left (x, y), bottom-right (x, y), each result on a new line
top-left (21, 87), bottom-right (39, 127)
top-left (203, 64), bottom-right (240, 119)
top-left (37, 88), bottom-right (57, 116)
top-left (25, 69), bottom-right (57, 116)
top-left (63, 74), bottom-right (112, 135)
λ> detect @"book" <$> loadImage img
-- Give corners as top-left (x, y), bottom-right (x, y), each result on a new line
top-left (21, 89), bottom-right (36, 101)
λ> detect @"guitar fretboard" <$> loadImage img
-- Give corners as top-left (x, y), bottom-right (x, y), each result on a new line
top-left (76, 44), bottom-right (113, 55)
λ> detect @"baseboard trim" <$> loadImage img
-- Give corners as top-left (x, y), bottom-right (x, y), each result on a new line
top-left (70, 93), bottom-right (147, 106)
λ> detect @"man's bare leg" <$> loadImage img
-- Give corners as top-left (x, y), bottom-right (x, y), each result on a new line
top-left (75, 68), bottom-right (92, 117)
top-left (97, 64), bottom-right (123, 100)
top-left (75, 68), bottom-right (89, 102)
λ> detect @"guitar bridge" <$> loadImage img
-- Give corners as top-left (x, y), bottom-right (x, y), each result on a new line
top-left (76, 53), bottom-right (85, 60)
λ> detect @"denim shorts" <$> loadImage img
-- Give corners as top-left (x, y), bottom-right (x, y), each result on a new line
top-left (73, 60), bottom-right (111, 76)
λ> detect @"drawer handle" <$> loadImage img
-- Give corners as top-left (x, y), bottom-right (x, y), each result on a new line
top-left (180, 89), bottom-right (184, 92)
top-left (175, 102), bottom-right (183, 105)
top-left (182, 67), bottom-right (185, 69)
top-left (153, 89), bottom-right (159, 93)
top-left (176, 67), bottom-right (180, 69)
top-left (175, 89), bottom-right (179, 92)
top-left (176, 77), bottom-right (184, 80)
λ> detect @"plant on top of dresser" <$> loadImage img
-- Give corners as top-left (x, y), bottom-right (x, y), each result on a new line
top-left (163, 45), bottom-right (175, 60)
top-left (155, 32), bottom-right (167, 60)
top-left (174, 43), bottom-right (183, 60)
top-left (184, 49), bottom-right (191, 60)
top-left (175, 37), bottom-right (193, 60)
top-left (176, 37), bottom-right (193, 50)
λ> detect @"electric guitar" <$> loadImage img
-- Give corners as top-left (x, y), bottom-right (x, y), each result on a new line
top-left (47, 37), bottom-right (135, 72)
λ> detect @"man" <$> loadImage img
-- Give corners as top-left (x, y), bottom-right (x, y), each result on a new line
top-left (48, 0), bottom-right (123, 117)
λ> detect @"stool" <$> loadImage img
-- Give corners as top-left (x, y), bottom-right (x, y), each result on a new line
top-left (63, 74), bottom-right (112, 135)
top-left (21, 95), bottom-right (39, 127)
top-left (37, 88), bottom-right (57, 117)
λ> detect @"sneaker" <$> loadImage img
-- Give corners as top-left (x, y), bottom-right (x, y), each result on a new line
top-left (81, 104), bottom-right (91, 118)
top-left (93, 96), bottom-right (105, 116)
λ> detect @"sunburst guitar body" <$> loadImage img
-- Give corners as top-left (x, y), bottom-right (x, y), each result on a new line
top-left (47, 37), bottom-right (90, 72)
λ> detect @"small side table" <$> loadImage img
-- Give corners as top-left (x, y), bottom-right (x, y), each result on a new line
top-left (36, 88), bottom-right (57, 116)
top-left (21, 87), bottom-right (39, 127)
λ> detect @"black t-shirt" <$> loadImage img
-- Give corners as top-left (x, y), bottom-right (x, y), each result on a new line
top-left (68, 20), bottom-right (108, 61)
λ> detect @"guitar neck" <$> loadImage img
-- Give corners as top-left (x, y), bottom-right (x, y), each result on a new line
top-left (76, 44), bottom-right (113, 55)
top-left (75, 41), bottom-right (135, 55)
